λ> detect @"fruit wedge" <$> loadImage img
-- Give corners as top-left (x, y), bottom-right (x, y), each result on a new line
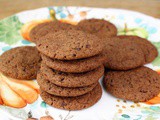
top-left (0, 94), bottom-right (3, 105)
top-left (146, 93), bottom-right (160, 105)
top-left (21, 19), bottom-right (51, 41)
top-left (60, 19), bottom-right (78, 25)
top-left (146, 97), bottom-right (160, 105)
top-left (0, 79), bottom-right (26, 108)
top-left (8, 77), bottom-right (39, 93)
top-left (1, 74), bottom-right (38, 104)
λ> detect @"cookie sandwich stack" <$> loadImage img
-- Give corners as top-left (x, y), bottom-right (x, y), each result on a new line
top-left (36, 30), bottom-right (105, 110)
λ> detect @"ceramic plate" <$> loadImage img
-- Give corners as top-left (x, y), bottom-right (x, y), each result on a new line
top-left (0, 6), bottom-right (160, 120)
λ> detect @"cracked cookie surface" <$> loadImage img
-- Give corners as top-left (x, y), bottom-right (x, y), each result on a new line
top-left (77, 19), bottom-right (117, 39)
top-left (30, 21), bottom-right (76, 43)
top-left (103, 66), bottom-right (160, 102)
top-left (117, 35), bottom-right (158, 63)
top-left (103, 37), bottom-right (145, 70)
top-left (0, 46), bottom-right (41, 79)
top-left (36, 30), bottom-right (104, 60)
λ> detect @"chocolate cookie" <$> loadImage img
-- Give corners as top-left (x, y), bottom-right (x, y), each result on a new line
top-left (103, 66), bottom-right (160, 102)
top-left (40, 63), bottom-right (104, 87)
top-left (41, 53), bottom-right (105, 73)
top-left (30, 21), bottom-right (76, 43)
top-left (118, 35), bottom-right (158, 63)
top-left (36, 30), bottom-right (104, 60)
top-left (104, 37), bottom-right (145, 70)
top-left (40, 83), bottom-right (102, 110)
top-left (37, 72), bottom-right (98, 97)
top-left (0, 46), bottom-right (41, 79)
top-left (77, 19), bottom-right (117, 39)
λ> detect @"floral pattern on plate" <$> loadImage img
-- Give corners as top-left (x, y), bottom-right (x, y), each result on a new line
top-left (0, 6), bottom-right (160, 120)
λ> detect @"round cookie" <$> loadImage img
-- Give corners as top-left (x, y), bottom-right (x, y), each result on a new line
top-left (77, 19), bottom-right (117, 39)
top-left (118, 35), bottom-right (158, 63)
top-left (103, 66), bottom-right (160, 102)
top-left (37, 72), bottom-right (98, 97)
top-left (30, 21), bottom-right (76, 43)
top-left (40, 83), bottom-right (102, 110)
top-left (40, 63), bottom-right (104, 87)
top-left (36, 30), bottom-right (104, 60)
top-left (104, 37), bottom-right (145, 70)
top-left (41, 53), bottom-right (105, 73)
top-left (0, 46), bottom-right (41, 80)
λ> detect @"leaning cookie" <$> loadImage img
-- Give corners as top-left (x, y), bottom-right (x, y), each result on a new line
top-left (0, 46), bottom-right (41, 80)
top-left (103, 66), bottom-right (160, 102)
top-left (77, 19), bottom-right (117, 39)
top-left (40, 83), bottom-right (102, 110)
top-left (103, 36), bottom-right (145, 70)
top-left (118, 35), bottom-right (158, 63)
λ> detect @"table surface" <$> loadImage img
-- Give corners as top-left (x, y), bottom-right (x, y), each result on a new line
top-left (0, 0), bottom-right (160, 19)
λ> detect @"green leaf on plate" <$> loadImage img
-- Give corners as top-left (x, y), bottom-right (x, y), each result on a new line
top-left (41, 101), bottom-right (47, 108)
top-left (118, 27), bottom-right (149, 39)
top-left (0, 15), bottom-right (23, 45)
top-left (121, 114), bottom-right (130, 118)
top-left (151, 42), bottom-right (160, 66)
top-left (152, 42), bottom-right (160, 49)
top-left (145, 116), bottom-right (156, 120)
top-left (152, 56), bottom-right (160, 66)
top-left (0, 106), bottom-right (28, 119)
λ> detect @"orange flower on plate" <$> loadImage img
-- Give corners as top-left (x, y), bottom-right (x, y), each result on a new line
top-left (59, 19), bottom-right (78, 25)
top-left (21, 8), bottom-right (57, 41)
top-left (145, 70), bottom-right (160, 105)
top-left (145, 93), bottom-right (160, 105)
top-left (21, 8), bottom-right (79, 42)
top-left (21, 19), bottom-right (52, 41)
top-left (0, 73), bottom-right (39, 108)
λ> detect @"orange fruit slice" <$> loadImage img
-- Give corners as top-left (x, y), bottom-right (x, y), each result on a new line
top-left (8, 77), bottom-right (39, 93)
top-left (1, 74), bottom-right (38, 104)
top-left (21, 19), bottom-right (52, 41)
top-left (146, 93), bottom-right (160, 105)
top-left (0, 79), bottom-right (26, 108)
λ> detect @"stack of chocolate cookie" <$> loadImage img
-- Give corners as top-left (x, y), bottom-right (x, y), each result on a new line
top-left (36, 30), bottom-right (105, 110)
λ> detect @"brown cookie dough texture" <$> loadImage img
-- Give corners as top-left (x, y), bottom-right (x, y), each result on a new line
top-left (118, 35), bottom-right (158, 63)
top-left (40, 83), bottom-right (102, 110)
top-left (40, 63), bottom-right (104, 87)
top-left (36, 30), bottom-right (104, 60)
top-left (103, 66), bottom-right (160, 102)
top-left (37, 72), bottom-right (98, 97)
top-left (0, 46), bottom-right (41, 79)
top-left (77, 19), bottom-right (117, 38)
top-left (41, 53), bottom-right (105, 73)
top-left (103, 37), bottom-right (145, 70)
top-left (30, 21), bottom-right (76, 43)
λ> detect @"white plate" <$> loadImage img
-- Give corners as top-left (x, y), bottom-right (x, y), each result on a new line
top-left (0, 6), bottom-right (160, 120)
